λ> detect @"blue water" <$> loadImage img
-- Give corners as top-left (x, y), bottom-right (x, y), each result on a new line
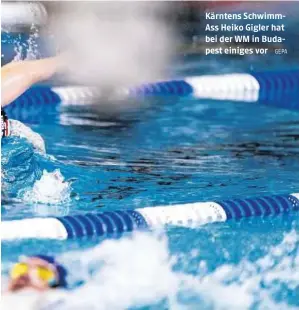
top-left (2, 47), bottom-right (299, 309)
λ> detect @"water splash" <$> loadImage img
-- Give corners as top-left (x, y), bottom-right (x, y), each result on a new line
top-left (1, 229), bottom-right (298, 309)
top-left (60, 232), bottom-right (179, 310)
top-left (12, 35), bottom-right (24, 62)
top-left (61, 229), bottom-right (299, 309)
top-left (22, 169), bottom-right (72, 205)
top-left (6, 24), bottom-right (40, 62)
top-left (25, 24), bottom-right (40, 60)
top-left (189, 229), bottom-right (299, 309)
top-left (2, 136), bottom-right (71, 205)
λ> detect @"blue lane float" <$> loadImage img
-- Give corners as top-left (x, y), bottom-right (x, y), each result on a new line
top-left (4, 70), bottom-right (299, 120)
top-left (2, 192), bottom-right (299, 240)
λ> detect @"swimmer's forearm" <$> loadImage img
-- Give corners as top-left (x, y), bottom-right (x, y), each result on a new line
top-left (1, 57), bottom-right (62, 107)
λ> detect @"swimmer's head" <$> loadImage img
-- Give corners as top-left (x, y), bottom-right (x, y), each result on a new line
top-left (34, 255), bottom-right (68, 288)
top-left (8, 255), bottom-right (68, 292)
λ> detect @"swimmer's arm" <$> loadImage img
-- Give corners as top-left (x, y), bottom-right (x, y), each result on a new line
top-left (1, 56), bottom-right (62, 107)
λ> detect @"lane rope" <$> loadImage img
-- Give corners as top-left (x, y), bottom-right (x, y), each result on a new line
top-left (5, 71), bottom-right (299, 121)
top-left (2, 192), bottom-right (298, 240)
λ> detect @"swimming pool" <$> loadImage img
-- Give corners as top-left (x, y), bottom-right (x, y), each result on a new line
top-left (2, 5), bottom-right (299, 308)
top-left (2, 50), bottom-right (299, 308)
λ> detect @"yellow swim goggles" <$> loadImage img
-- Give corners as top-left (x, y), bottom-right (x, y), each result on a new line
top-left (10, 262), bottom-right (58, 287)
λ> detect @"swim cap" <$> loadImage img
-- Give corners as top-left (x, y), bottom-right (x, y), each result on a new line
top-left (33, 255), bottom-right (68, 288)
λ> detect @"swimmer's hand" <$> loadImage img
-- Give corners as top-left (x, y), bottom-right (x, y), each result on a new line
top-left (1, 56), bottom-right (64, 107)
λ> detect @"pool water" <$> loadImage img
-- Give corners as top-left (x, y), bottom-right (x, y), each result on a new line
top-left (2, 53), bottom-right (299, 308)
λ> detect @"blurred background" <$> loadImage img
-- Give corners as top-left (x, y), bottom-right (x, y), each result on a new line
top-left (2, 1), bottom-right (299, 86)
